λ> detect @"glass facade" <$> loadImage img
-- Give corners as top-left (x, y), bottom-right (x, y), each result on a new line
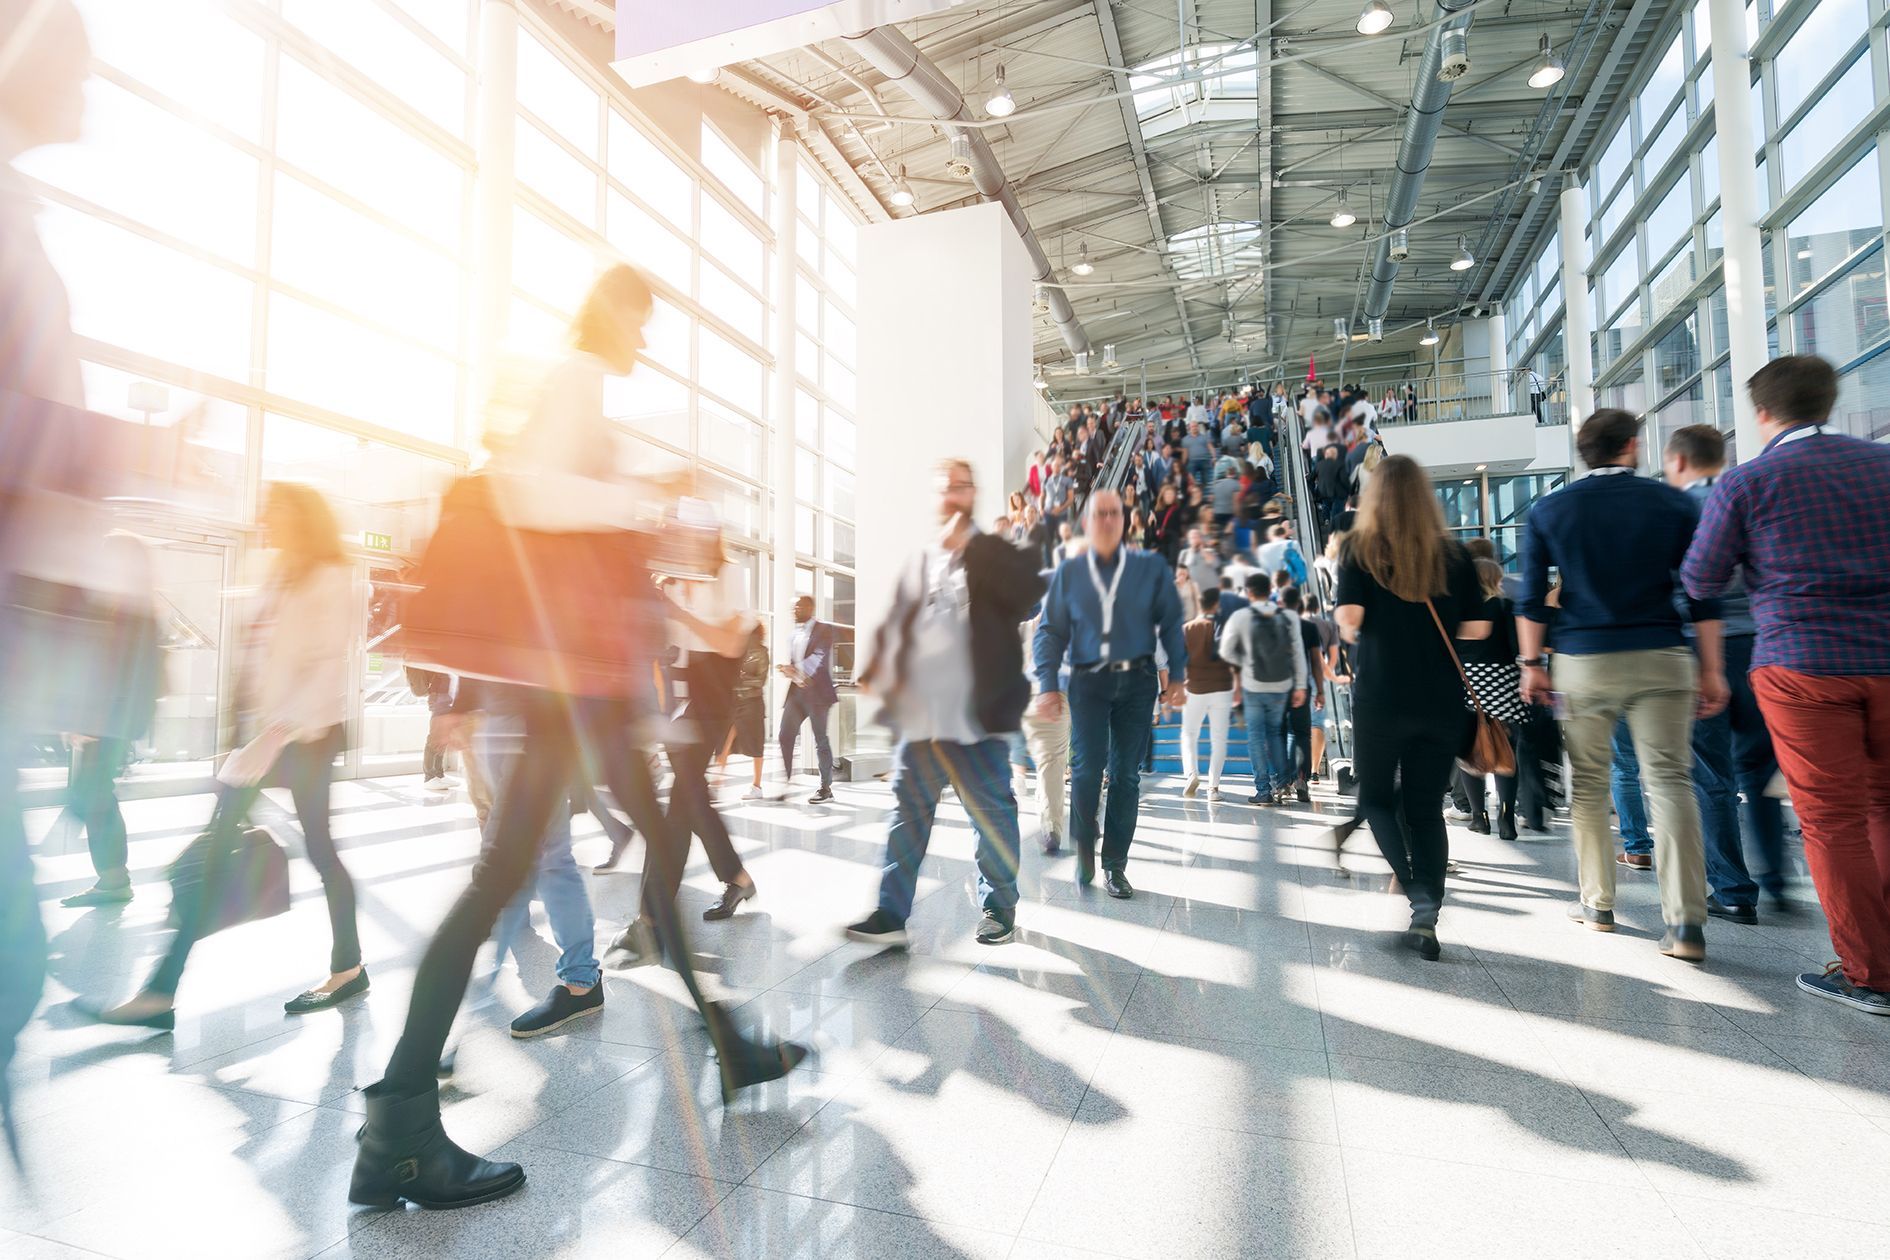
top-left (1509, 0), bottom-right (1890, 462)
top-left (13, 0), bottom-right (864, 789)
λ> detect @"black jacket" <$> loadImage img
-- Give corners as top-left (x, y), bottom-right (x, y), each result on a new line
top-left (860, 531), bottom-right (1047, 737)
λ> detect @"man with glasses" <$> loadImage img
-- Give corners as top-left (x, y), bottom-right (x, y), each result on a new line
top-left (1033, 489), bottom-right (1188, 899)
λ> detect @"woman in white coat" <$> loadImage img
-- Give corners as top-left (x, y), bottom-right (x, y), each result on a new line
top-left (89, 483), bottom-right (363, 1026)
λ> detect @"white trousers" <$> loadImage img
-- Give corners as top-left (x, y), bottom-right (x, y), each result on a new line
top-left (1180, 690), bottom-right (1234, 789)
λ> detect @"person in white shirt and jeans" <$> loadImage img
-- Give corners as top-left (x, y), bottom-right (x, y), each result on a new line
top-left (1219, 572), bottom-right (1308, 805)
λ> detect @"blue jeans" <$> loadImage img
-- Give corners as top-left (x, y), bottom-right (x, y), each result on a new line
top-left (877, 737), bottom-right (1020, 923)
top-left (1696, 634), bottom-right (1786, 900)
top-left (1611, 717), bottom-right (1652, 855)
top-left (1243, 689), bottom-right (1292, 795)
top-left (479, 705), bottom-right (600, 989)
top-left (1189, 458), bottom-right (1211, 488)
top-left (1069, 662), bottom-right (1160, 870)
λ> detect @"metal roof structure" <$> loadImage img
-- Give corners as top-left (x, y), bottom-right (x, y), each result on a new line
top-left (558, 1), bottom-right (1670, 393)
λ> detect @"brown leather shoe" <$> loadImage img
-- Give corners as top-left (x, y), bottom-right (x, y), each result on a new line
top-left (1616, 852), bottom-right (1652, 871)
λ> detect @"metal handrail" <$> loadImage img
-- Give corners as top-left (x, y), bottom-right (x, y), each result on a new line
top-left (1278, 407), bottom-right (1353, 782)
top-left (1092, 417), bottom-right (1148, 500)
top-left (1393, 368), bottom-right (1566, 426)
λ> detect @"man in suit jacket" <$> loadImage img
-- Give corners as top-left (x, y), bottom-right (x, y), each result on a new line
top-left (777, 595), bottom-right (838, 803)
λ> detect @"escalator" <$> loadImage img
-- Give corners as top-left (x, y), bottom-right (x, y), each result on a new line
top-left (1277, 404), bottom-right (1356, 793)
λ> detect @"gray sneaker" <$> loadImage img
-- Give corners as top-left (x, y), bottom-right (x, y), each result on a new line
top-left (1797, 962), bottom-right (1890, 1014)
top-left (975, 910), bottom-right (1015, 946)
top-left (1566, 901), bottom-right (1615, 932)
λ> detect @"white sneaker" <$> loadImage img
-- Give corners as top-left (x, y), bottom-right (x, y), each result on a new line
top-left (1208, 788), bottom-right (1226, 802)
top-left (741, 786), bottom-right (762, 801)
top-left (1183, 774), bottom-right (1201, 798)
top-left (422, 775), bottom-right (451, 793)
top-left (1443, 806), bottom-right (1473, 822)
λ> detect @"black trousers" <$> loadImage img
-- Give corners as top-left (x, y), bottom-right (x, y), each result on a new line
top-left (148, 726), bottom-right (355, 995)
top-left (66, 736), bottom-right (130, 879)
top-left (1351, 712), bottom-right (1460, 927)
top-left (1515, 706), bottom-right (1561, 827)
top-left (647, 655), bottom-right (746, 912)
top-left (380, 690), bottom-right (720, 1094)
top-left (1286, 698), bottom-right (1313, 787)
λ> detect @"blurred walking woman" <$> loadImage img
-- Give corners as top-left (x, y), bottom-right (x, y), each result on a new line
top-left (1333, 455), bottom-right (1489, 960)
top-left (349, 265), bottom-right (803, 1212)
top-left (88, 483), bottom-right (362, 1026)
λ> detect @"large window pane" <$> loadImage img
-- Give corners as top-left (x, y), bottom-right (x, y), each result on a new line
top-left (1600, 245), bottom-right (1641, 321)
top-left (266, 294), bottom-right (457, 443)
top-left (1833, 351), bottom-right (1890, 442)
top-left (700, 123), bottom-right (764, 215)
top-left (511, 204), bottom-right (597, 312)
top-left (605, 189), bottom-right (690, 295)
top-left (1786, 151), bottom-right (1883, 298)
top-left (827, 411), bottom-right (856, 469)
top-left (602, 363), bottom-right (688, 444)
top-left (1594, 121), bottom-right (1631, 202)
top-left (825, 302), bottom-right (856, 366)
top-left (700, 264), bottom-right (763, 345)
top-left (795, 389), bottom-right (819, 444)
top-left (1644, 173), bottom-right (1694, 264)
top-left (282, 0), bottom-right (466, 134)
top-left (275, 56), bottom-right (463, 246)
top-left (39, 202), bottom-right (251, 381)
top-left (607, 112), bottom-right (691, 230)
top-left (260, 412), bottom-right (456, 549)
top-left (75, 0), bottom-right (265, 141)
top-left (1600, 188), bottom-right (1633, 249)
top-left (643, 297), bottom-right (690, 377)
top-left (1650, 246), bottom-right (1699, 322)
top-left (1655, 315), bottom-right (1702, 395)
top-left (391, 0), bottom-right (471, 53)
top-left (272, 173), bottom-right (460, 353)
top-left (825, 196), bottom-right (858, 264)
top-left (699, 396), bottom-right (763, 477)
top-left (516, 117), bottom-right (598, 225)
top-left (698, 328), bottom-right (763, 416)
top-left (1778, 56), bottom-right (1871, 191)
top-left (517, 31), bottom-right (598, 153)
top-left (1641, 99), bottom-right (1686, 179)
top-left (701, 196), bottom-right (762, 279)
top-left (1774, 0), bottom-right (1868, 123)
top-left (1790, 251), bottom-right (1888, 365)
top-left (20, 78), bottom-right (257, 264)
top-left (79, 361), bottom-right (247, 520)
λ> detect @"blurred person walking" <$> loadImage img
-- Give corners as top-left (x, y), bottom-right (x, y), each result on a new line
top-left (719, 622), bottom-right (769, 801)
top-left (777, 594), bottom-right (837, 804)
top-left (1334, 456), bottom-right (1491, 960)
top-left (1220, 573), bottom-right (1304, 806)
top-left (1180, 587), bottom-right (1235, 801)
top-left (1683, 356), bottom-right (1890, 1014)
top-left (1454, 558), bottom-right (1527, 840)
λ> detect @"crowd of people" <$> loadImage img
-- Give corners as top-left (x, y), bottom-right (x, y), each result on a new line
top-left (7, 0), bottom-right (1890, 1221)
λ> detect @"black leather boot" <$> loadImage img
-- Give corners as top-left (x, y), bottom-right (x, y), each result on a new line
top-left (703, 1001), bottom-right (809, 1104)
top-left (1498, 804), bottom-right (1518, 841)
top-left (1469, 810), bottom-right (1491, 834)
top-left (348, 1081), bottom-right (525, 1209)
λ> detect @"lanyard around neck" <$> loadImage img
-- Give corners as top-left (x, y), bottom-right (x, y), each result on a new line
top-left (1087, 549), bottom-right (1127, 658)
top-left (1769, 423), bottom-right (1828, 452)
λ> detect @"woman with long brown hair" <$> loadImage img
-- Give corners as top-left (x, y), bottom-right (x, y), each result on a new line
top-left (1333, 454), bottom-right (1490, 959)
top-left (88, 481), bottom-right (363, 1025)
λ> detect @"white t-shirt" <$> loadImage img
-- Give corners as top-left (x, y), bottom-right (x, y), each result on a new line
top-left (891, 546), bottom-right (982, 745)
top-left (667, 560), bottom-right (754, 661)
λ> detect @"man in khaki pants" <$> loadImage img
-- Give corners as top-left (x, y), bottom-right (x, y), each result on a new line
top-left (1517, 410), bottom-right (1727, 961)
top-left (1021, 607), bottom-right (1072, 854)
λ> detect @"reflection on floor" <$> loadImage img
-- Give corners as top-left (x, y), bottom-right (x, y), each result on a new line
top-left (8, 767), bottom-right (1890, 1259)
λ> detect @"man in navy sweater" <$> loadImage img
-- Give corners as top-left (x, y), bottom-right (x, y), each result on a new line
top-left (1518, 409), bottom-right (1727, 962)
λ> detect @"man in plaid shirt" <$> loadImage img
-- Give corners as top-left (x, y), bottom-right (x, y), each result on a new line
top-left (1682, 355), bottom-right (1890, 1017)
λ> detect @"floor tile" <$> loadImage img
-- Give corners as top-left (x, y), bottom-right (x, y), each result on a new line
top-left (666, 1184), bottom-right (1016, 1259)
top-left (1115, 965), bottom-right (1326, 1052)
top-left (1664, 1193), bottom-right (1888, 1260)
top-left (1079, 1031), bottom-right (1337, 1144)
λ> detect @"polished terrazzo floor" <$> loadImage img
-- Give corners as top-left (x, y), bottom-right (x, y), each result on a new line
top-left (6, 762), bottom-right (1888, 1259)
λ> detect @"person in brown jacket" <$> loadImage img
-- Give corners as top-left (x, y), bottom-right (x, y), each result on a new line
top-left (1181, 588), bottom-right (1237, 800)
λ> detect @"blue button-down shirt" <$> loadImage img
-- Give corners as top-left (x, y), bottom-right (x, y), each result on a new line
top-left (1682, 423), bottom-right (1890, 675)
top-left (1034, 546), bottom-right (1188, 692)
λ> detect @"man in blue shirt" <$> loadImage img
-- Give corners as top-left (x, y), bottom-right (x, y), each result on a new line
top-left (1034, 490), bottom-right (1187, 898)
top-left (1518, 408), bottom-right (1726, 962)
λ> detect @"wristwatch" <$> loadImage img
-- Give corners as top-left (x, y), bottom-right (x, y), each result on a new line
top-left (1515, 655), bottom-right (1549, 669)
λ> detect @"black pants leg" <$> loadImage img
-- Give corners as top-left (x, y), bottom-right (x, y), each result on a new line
top-left (146, 780), bottom-right (264, 996)
top-left (69, 737), bottom-right (129, 879)
top-left (649, 658), bottom-right (745, 913)
top-left (382, 691), bottom-right (574, 1093)
top-left (1353, 720), bottom-right (1457, 927)
top-left (280, 728), bottom-right (359, 974)
top-left (1287, 700), bottom-right (1313, 787)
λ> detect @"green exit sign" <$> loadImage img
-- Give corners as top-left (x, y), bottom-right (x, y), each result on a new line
top-left (362, 531), bottom-right (393, 551)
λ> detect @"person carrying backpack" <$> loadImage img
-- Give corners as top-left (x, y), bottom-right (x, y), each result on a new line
top-left (1218, 571), bottom-right (1307, 805)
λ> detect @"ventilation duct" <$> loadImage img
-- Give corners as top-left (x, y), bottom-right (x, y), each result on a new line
top-left (1363, 0), bottom-right (1477, 323)
top-left (839, 26), bottom-right (1090, 356)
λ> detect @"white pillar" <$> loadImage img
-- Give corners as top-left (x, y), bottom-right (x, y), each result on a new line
top-left (768, 120), bottom-right (798, 661)
top-left (469, 0), bottom-right (517, 441)
top-left (1708, 0), bottom-right (1768, 461)
top-left (1558, 184), bottom-right (1595, 427)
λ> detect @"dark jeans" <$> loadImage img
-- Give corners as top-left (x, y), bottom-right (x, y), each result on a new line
top-left (876, 737), bottom-right (1020, 922)
top-left (1694, 635), bottom-right (1786, 902)
top-left (1286, 695), bottom-right (1314, 787)
top-left (148, 726), bottom-right (355, 995)
top-left (649, 655), bottom-right (747, 911)
top-left (1515, 706), bottom-right (1561, 827)
top-left (66, 736), bottom-right (130, 880)
top-left (381, 689), bottom-right (724, 1095)
top-left (780, 685), bottom-right (833, 787)
top-left (1069, 661), bottom-right (1160, 871)
top-left (1352, 712), bottom-right (1459, 928)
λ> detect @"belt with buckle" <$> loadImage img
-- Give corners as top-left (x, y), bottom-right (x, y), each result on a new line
top-left (1078, 655), bottom-right (1152, 675)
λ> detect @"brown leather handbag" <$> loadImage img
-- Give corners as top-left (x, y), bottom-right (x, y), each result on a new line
top-left (398, 474), bottom-right (656, 698)
top-left (1427, 599), bottom-right (1516, 777)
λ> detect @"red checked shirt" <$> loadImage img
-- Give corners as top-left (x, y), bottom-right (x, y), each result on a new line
top-left (1681, 423), bottom-right (1890, 676)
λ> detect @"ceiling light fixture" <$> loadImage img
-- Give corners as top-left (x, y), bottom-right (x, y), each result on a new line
top-left (985, 64), bottom-right (1016, 118)
top-left (1528, 33), bottom-right (1566, 90)
top-left (1102, 343), bottom-right (1119, 368)
top-left (1450, 235), bottom-right (1476, 272)
top-left (1438, 28), bottom-right (1470, 81)
top-left (687, 66), bottom-right (720, 85)
top-left (1329, 190), bottom-right (1357, 229)
top-left (889, 163), bottom-right (915, 208)
top-left (1420, 319), bottom-right (1440, 346)
top-left (1072, 241), bottom-right (1094, 276)
top-left (1333, 318), bottom-right (1350, 343)
top-left (1356, 1), bottom-right (1394, 36)
top-left (1032, 369), bottom-right (1047, 390)
top-left (1367, 317), bottom-right (1385, 342)
top-left (1074, 349), bottom-right (1090, 372)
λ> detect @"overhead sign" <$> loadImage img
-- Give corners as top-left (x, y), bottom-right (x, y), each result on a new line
top-left (613, 0), bottom-right (968, 87)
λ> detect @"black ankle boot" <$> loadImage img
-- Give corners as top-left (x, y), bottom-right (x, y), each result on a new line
top-left (703, 1001), bottom-right (810, 1104)
top-left (1498, 805), bottom-right (1518, 841)
top-left (349, 1081), bottom-right (525, 1209)
top-left (1469, 810), bottom-right (1491, 834)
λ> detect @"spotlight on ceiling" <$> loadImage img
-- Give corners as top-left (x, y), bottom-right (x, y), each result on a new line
top-left (1072, 241), bottom-right (1094, 276)
top-left (1333, 318), bottom-right (1350, 343)
top-left (889, 164), bottom-right (915, 208)
top-left (1032, 284), bottom-right (1050, 315)
top-left (1367, 317), bottom-right (1384, 343)
top-left (1101, 343), bottom-right (1119, 369)
top-left (1329, 191), bottom-right (1357, 229)
top-left (1528, 33), bottom-right (1566, 89)
top-left (687, 66), bottom-right (720, 85)
top-left (985, 64), bottom-right (1016, 118)
top-left (1438, 28), bottom-right (1470, 81)
top-left (1074, 349), bottom-right (1090, 373)
top-left (1420, 319), bottom-right (1440, 346)
top-left (1355, 1), bottom-right (1394, 36)
top-left (1450, 235), bottom-right (1476, 272)
top-left (1032, 368), bottom-right (1047, 390)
